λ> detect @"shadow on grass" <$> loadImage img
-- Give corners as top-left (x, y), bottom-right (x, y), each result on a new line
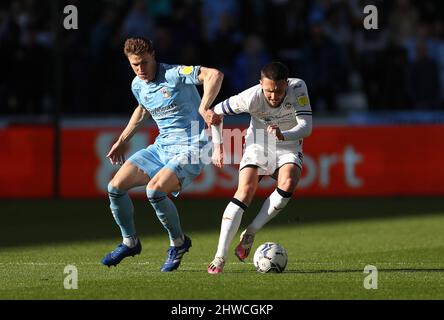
top-left (285, 268), bottom-right (444, 274)
top-left (171, 268), bottom-right (444, 274)
top-left (0, 197), bottom-right (443, 248)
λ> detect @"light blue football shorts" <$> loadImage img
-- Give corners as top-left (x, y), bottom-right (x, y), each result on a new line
top-left (127, 143), bottom-right (204, 197)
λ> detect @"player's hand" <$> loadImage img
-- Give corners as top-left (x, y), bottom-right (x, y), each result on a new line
top-left (204, 109), bottom-right (222, 128)
top-left (106, 140), bottom-right (128, 166)
top-left (267, 124), bottom-right (285, 141)
top-left (212, 144), bottom-right (224, 168)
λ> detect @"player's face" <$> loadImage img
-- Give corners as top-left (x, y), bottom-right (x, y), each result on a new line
top-left (260, 77), bottom-right (288, 108)
top-left (128, 52), bottom-right (156, 82)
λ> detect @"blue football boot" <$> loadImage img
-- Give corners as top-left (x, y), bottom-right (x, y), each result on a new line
top-left (101, 240), bottom-right (142, 267)
top-left (160, 235), bottom-right (192, 272)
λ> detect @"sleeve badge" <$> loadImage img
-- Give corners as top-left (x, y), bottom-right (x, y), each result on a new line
top-left (179, 66), bottom-right (194, 75)
top-left (297, 94), bottom-right (309, 107)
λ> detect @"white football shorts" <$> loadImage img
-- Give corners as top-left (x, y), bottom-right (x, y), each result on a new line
top-left (239, 142), bottom-right (303, 176)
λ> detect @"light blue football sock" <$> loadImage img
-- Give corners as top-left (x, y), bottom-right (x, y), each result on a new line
top-left (147, 189), bottom-right (183, 243)
top-left (108, 184), bottom-right (136, 238)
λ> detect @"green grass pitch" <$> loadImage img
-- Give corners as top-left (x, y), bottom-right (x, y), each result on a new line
top-left (0, 197), bottom-right (443, 299)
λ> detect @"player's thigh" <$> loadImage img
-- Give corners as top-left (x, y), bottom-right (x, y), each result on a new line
top-left (234, 166), bottom-right (260, 204)
top-left (239, 143), bottom-right (268, 175)
top-left (276, 163), bottom-right (301, 193)
top-left (110, 161), bottom-right (150, 191)
top-left (146, 167), bottom-right (181, 194)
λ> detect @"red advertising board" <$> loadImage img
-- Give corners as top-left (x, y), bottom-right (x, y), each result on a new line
top-left (0, 126), bottom-right (54, 198)
top-left (1, 124), bottom-right (444, 198)
top-left (300, 125), bottom-right (444, 196)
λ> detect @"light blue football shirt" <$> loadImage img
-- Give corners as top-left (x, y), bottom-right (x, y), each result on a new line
top-left (131, 63), bottom-right (206, 148)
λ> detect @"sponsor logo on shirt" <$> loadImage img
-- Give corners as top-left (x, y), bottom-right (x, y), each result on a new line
top-left (261, 117), bottom-right (273, 126)
top-left (150, 102), bottom-right (179, 118)
top-left (161, 87), bottom-right (172, 98)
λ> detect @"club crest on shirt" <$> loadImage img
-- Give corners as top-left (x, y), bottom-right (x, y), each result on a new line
top-left (261, 117), bottom-right (275, 126)
top-left (284, 102), bottom-right (293, 110)
top-left (160, 87), bottom-right (172, 98)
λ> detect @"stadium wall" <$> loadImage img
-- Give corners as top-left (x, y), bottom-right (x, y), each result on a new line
top-left (1, 123), bottom-right (443, 198)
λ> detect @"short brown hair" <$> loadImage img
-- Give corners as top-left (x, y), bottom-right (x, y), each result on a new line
top-left (260, 61), bottom-right (289, 81)
top-left (124, 37), bottom-right (154, 57)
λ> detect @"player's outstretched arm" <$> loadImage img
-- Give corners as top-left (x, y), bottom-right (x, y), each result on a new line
top-left (209, 91), bottom-right (248, 167)
top-left (106, 105), bottom-right (150, 165)
top-left (197, 67), bottom-right (224, 127)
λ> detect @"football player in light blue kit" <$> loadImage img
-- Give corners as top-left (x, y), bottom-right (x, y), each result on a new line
top-left (102, 37), bottom-right (223, 272)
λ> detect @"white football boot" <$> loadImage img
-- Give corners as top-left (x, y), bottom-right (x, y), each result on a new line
top-left (207, 257), bottom-right (225, 274)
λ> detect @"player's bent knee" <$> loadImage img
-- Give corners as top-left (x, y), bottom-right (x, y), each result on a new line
top-left (146, 181), bottom-right (163, 192)
top-left (108, 179), bottom-right (127, 191)
top-left (146, 188), bottom-right (167, 203)
top-left (107, 182), bottom-right (126, 196)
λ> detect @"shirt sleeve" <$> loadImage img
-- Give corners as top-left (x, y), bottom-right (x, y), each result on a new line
top-left (281, 114), bottom-right (312, 140)
top-left (293, 80), bottom-right (312, 117)
top-left (281, 80), bottom-right (313, 140)
top-left (169, 65), bottom-right (202, 85)
top-left (212, 90), bottom-right (251, 116)
top-left (131, 79), bottom-right (143, 107)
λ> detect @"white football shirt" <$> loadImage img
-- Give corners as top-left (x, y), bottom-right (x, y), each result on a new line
top-left (213, 78), bottom-right (312, 148)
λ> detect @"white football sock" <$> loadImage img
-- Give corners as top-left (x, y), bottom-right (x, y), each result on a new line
top-left (247, 188), bottom-right (292, 234)
top-left (123, 235), bottom-right (138, 248)
top-left (215, 199), bottom-right (247, 259)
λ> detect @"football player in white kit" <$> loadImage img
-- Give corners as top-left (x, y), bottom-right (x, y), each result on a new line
top-left (207, 62), bottom-right (313, 274)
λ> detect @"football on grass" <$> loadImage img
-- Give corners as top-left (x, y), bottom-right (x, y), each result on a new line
top-left (253, 242), bottom-right (288, 273)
